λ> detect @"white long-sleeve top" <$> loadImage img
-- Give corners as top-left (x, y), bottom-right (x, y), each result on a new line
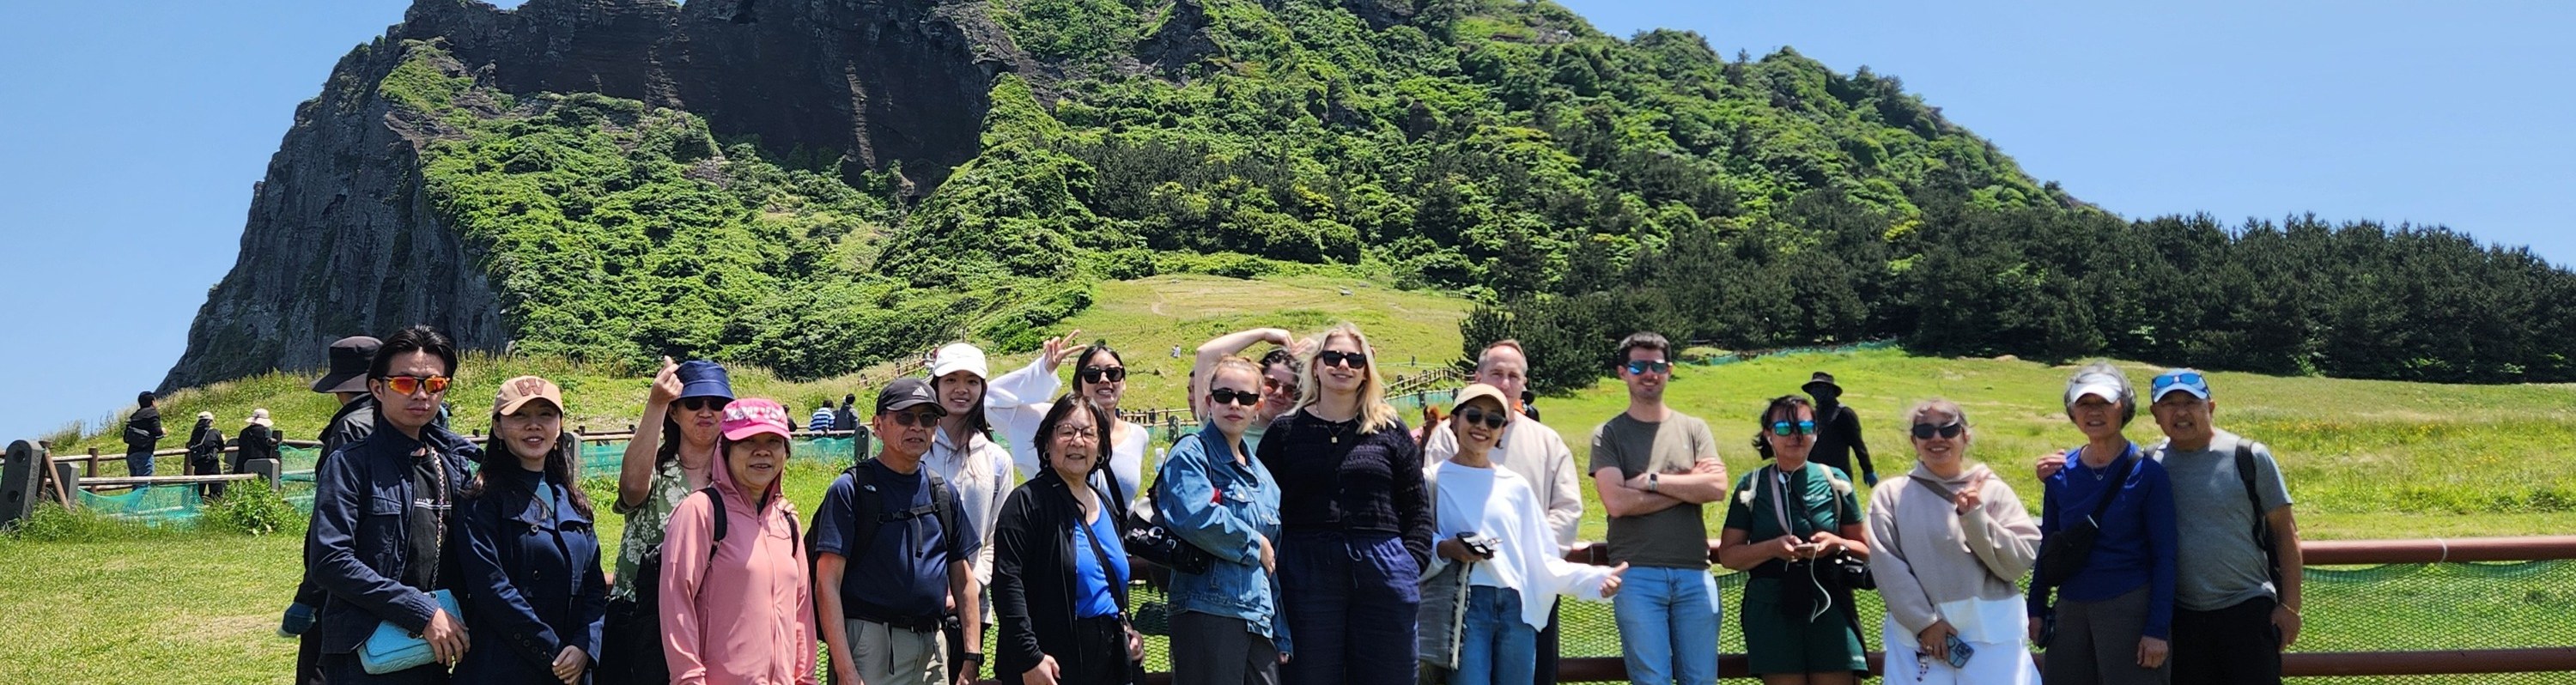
top-left (1423, 416), bottom-right (1583, 553)
top-left (1425, 460), bottom-right (1615, 630)
top-left (926, 426), bottom-right (1016, 587)
top-left (989, 356), bottom-right (1145, 506)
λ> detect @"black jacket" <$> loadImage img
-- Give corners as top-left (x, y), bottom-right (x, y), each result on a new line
top-left (1807, 403), bottom-right (1874, 479)
top-left (236, 423), bottom-right (283, 464)
top-left (992, 470), bottom-right (1135, 684)
top-left (124, 407), bottom-right (164, 452)
top-left (295, 394), bottom-right (385, 610)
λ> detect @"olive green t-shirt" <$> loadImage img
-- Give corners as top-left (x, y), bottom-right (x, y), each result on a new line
top-left (1588, 411), bottom-right (1720, 569)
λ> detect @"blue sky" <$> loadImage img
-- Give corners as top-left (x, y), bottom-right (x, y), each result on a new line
top-left (0, 0), bottom-right (2568, 442)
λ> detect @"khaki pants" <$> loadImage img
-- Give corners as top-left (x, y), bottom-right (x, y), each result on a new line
top-left (849, 618), bottom-right (948, 685)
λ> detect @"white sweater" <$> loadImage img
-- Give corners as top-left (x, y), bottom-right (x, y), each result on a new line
top-left (1426, 460), bottom-right (1616, 630)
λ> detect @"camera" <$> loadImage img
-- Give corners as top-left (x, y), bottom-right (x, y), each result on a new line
top-left (1454, 531), bottom-right (1500, 559)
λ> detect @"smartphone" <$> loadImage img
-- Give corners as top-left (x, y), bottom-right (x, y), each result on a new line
top-left (1944, 633), bottom-right (1975, 668)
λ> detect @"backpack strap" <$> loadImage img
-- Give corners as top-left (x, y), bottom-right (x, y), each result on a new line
top-left (2235, 441), bottom-right (2284, 590)
top-left (847, 463), bottom-right (957, 562)
top-left (700, 486), bottom-right (728, 561)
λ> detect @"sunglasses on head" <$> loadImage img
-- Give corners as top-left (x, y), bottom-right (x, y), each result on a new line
top-left (1455, 406), bottom-right (1508, 429)
top-left (1625, 360), bottom-right (1673, 375)
top-left (1911, 421), bottom-right (1965, 439)
top-left (1079, 366), bottom-right (1127, 384)
top-left (1317, 350), bottom-right (1369, 369)
top-left (677, 397), bottom-right (729, 412)
top-left (888, 409), bottom-right (941, 427)
top-left (1770, 419), bottom-right (1817, 436)
top-left (1209, 388), bottom-right (1261, 407)
top-left (378, 375), bottom-right (451, 396)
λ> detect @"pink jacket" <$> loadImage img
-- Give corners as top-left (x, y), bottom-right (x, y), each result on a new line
top-left (659, 459), bottom-right (817, 685)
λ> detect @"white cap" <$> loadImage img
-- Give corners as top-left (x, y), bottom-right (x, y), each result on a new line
top-left (931, 342), bottom-right (989, 379)
top-left (2064, 368), bottom-right (2129, 408)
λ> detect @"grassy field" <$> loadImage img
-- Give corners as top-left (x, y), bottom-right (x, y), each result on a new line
top-left (13, 276), bottom-right (2576, 682)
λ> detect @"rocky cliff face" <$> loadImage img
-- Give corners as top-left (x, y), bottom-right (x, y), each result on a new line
top-left (162, 0), bottom-right (1027, 390)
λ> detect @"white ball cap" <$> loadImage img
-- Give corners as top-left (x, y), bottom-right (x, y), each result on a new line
top-left (931, 342), bottom-right (989, 379)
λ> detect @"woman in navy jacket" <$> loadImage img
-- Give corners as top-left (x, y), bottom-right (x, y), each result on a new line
top-left (455, 376), bottom-right (609, 684)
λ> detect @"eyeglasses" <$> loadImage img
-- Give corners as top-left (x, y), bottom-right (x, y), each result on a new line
top-left (1079, 366), bottom-right (1127, 384)
top-left (677, 397), bottom-right (729, 412)
top-left (887, 409), bottom-right (941, 427)
top-left (1911, 421), bottom-right (1965, 439)
top-left (378, 375), bottom-right (451, 396)
top-left (1455, 406), bottom-right (1508, 429)
top-left (1770, 420), bottom-right (1817, 436)
top-left (1318, 350), bottom-right (1369, 369)
top-left (1053, 426), bottom-right (1099, 441)
top-left (1625, 360), bottom-right (1673, 375)
top-left (1208, 388), bottom-right (1261, 407)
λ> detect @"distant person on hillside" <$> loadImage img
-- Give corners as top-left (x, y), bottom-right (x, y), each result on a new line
top-left (287, 335), bottom-right (380, 684)
top-left (307, 324), bottom-right (478, 683)
top-left (1588, 331), bottom-right (1728, 685)
top-left (1187, 327), bottom-right (1310, 453)
top-left (811, 402), bottom-right (835, 433)
top-left (2028, 364), bottom-right (2175, 685)
top-left (122, 391), bottom-right (165, 476)
top-left (833, 393), bottom-right (859, 433)
top-left (598, 358), bottom-right (734, 685)
top-left (237, 409), bottom-right (282, 476)
top-left (2038, 370), bottom-right (2303, 685)
top-left (1802, 372), bottom-right (1878, 486)
top-left (1425, 340), bottom-right (1583, 685)
top-left (186, 411), bottom-right (226, 499)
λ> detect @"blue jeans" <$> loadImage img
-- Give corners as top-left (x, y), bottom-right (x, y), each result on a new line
top-left (1278, 530), bottom-right (1418, 685)
top-left (125, 449), bottom-right (155, 476)
top-left (1456, 585), bottom-right (1538, 685)
top-left (1611, 566), bottom-right (1719, 685)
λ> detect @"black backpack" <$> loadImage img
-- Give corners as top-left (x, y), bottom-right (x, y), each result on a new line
top-left (802, 461), bottom-right (959, 612)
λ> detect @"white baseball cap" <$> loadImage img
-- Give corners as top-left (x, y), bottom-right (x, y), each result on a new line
top-left (931, 342), bottom-right (989, 379)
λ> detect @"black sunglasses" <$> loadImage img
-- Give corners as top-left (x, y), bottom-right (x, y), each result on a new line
top-left (1318, 350), bottom-right (1369, 369)
top-left (1455, 406), bottom-right (1508, 429)
top-left (1209, 388), bottom-right (1261, 407)
top-left (887, 409), bottom-right (941, 427)
top-left (677, 397), bottom-right (729, 412)
top-left (1624, 360), bottom-right (1673, 375)
top-left (1079, 366), bottom-right (1127, 384)
top-left (1911, 421), bottom-right (1965, 439)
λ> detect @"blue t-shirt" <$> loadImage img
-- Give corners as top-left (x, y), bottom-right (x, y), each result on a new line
top-left (1069, 507), bottom-right (1129, 619)
top-left (814, 460), bottom-right (978, 622)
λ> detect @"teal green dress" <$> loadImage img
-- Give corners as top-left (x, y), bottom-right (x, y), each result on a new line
top-left (1722, 461), bottom-right (1868, 676)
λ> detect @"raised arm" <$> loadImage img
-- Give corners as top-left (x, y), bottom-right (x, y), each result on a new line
top-left (617, 358), bottom-right (681, 512)
top-left (1190, 328), bottom-right (1295, 421)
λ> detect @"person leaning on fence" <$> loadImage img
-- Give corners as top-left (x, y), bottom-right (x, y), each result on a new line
top-left (993, 395), bottom-right (1150, 685)
top-left (288, 334), bottom-right (382, 685)
top-left (1716, 395), bottom-right (1871, 684)
top-left (2027, 364), bottom-right (2177, 685)
top-left (926, 341), bottom-right (1038, 676)
top-left (834, 394), bottom-right (859, 433)
top-left (238, 409), bottom-right (282, 477)
top-left (454, 376), bottom-right (608, 685)
top-left (123, 390), bottom-right (164, 476)
top-left (658, 397), bottom-right (817, 685)
top-left (1157, 355), bottom-right (1292, 685)
top-left (307, 324), bottom-right (478, 683)
top-left (1588, 331), bottom-right (1727, 685)
top-left (1421, 384), bottom-right (1626, 685)
top-left (1424, 340), bottom-right (1584, 685)
top-left (1256, 322), bottom-right (1435, 685)
top-left (811, 403), bottom-right (835, 433)
top-left (187, 410), bottom-right (227, 499)
top-left (814, 379), bottom-right (985, 685)
top-left (598, 358), bottom-right (734, 685)
top-left (1864, 399), bottom-right (2042, 685)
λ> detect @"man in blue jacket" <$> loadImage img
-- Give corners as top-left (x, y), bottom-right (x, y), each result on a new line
top-left (307, 325), bottom-right (478, 682)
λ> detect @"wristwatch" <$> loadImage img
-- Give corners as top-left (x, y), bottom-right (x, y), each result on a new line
top-left (1646, 472), bottom-right (1660, 493)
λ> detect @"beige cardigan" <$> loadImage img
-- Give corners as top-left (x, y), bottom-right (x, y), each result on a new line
top-left (1864, 463), bottom-right (2042, 636)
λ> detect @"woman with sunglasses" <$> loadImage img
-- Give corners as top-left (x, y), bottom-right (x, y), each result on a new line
top-left (1422, 384), bottom-right (1625, 685)
top-left (990, 340), bottom-right (1143, 507)
top-left (455, 376), bottom-right (609, 685)
top-left (600, 358), bottom-right (733, 684)
top-left (993, 395), bottom-right (1148, 685)
top-left (1863, 399), bottom-right (2041, 685)
top-left (1255, 323), bottom-right (1435, 685)
top-left (1716, 395), bottom-right (1870, 685)
top-left (1156, 355), bottom-right (1291, 685)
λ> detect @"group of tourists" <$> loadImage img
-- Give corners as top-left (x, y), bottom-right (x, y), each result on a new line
top-left (274, 321), bottom-right (2301, 685)
top-left (120, 391), bottom-right (285, 499)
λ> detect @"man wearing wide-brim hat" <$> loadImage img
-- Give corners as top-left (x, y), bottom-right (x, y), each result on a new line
top-left (1801, 371), bottom-right (1878, 486)
top-left (285, 334), bottom-right (380, 685)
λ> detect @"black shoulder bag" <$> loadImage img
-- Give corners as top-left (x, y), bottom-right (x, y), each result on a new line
top-left (2235, 441), bottom-right (2285, 591)
top-left (1117, 434), bottom-right (1216, 574)
top-left (2032, 448), bottom-right (2137, 588)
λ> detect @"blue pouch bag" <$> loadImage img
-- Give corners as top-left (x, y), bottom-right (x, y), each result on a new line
top-left (359, 589), bottom-right (462, 675)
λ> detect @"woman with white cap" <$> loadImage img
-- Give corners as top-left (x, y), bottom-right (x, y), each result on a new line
top-left (925, 337), bottom-right (1066, 678)
top-left (2027, 362), bottom-right (2176, 685)
top-left (456, 376), bottom-right (609, 685)
top-left (236, 409), bottom-right (283, 482)
top-left (186, 410), bottom-right (226, 499)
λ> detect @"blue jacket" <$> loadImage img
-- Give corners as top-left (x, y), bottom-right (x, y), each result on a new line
top-left (1153, 425), bottom-right (1291, 653)
top-left (2028, 442), bottom-right (2178, 640)
top-left (453, 467), bottom-right (609, 684)
top-left (307, 424), bottom-right (477, 659)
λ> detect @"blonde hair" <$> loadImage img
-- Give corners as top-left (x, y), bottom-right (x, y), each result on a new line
top-left (1902, 397), bottom-right (1970, 429)
top-left (1208, 355), bottom-right (1263, 389)
top-left (1296, 323), bottom-right (1402, 433)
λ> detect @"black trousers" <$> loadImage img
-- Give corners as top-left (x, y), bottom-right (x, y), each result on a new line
top-left (2172, 596), bottom-right (2283, 685)
top-left (1533, 598), bottom-right (1560, 685)
top-left (1065, 615), bottom-right (1135, 685)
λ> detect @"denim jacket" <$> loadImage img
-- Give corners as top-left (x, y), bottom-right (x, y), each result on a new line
top-left (453, 468), bottom-right (609, 684)
top-left (308, 424), bottom-right (477, 656)
top-left (1153, 425), bottom-right (1291, 653)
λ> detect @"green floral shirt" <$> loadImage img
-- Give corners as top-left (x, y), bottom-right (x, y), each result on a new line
top-left (611, 459), bottom-right (696, 601)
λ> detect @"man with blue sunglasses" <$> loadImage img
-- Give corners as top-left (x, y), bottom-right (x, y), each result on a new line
top-left (1587, 332), bottom-right (1728, 685)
